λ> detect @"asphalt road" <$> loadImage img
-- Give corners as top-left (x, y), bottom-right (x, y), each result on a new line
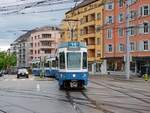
top-left (0, 75), bottom-right (149, 113)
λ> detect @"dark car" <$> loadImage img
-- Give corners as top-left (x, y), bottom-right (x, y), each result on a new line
top-left (17, 68), bottom-right (29, 78)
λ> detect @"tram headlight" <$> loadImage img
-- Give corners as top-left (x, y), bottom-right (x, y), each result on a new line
top-left (73, 74), bottom-right (76, 78)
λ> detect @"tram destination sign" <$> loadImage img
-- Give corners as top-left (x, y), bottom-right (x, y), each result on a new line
top-left (67, 42), bottom-right (80, 50)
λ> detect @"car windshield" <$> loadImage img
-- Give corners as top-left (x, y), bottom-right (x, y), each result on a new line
top-left (18, 69), bottom-right (27, 72)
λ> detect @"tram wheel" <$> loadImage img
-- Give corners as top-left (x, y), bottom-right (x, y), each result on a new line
top-left (59, 85), bottom-right (64, 90)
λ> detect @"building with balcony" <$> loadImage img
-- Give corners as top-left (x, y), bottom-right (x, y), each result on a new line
top-left (12, 31), bottom-right (32, 68)
top-left (11, 26), bottom-right (60, 68)
top-left (29, 26), bottom-right (60, 64)
top-left (61, 0), bottom-right (104, 73)
top-left (103, 0), bottom-right (150, 75)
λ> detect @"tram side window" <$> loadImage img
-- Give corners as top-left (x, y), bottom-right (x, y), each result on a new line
top-left (32, 63), bottom-right (36, 68)
top-left (44, 62), bottom-right (49, 67)
top-left (32, 63), bottom-right (39, 68)
top-left (83, 52), bottom-right (87, 69)
top-left (59, 52), bottom-right (65, 69)
top-left (52, 60), bottom-right (57, 68)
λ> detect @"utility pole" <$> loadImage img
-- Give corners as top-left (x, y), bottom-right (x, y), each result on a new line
top-left (125, 0), bottom-right (130, 79)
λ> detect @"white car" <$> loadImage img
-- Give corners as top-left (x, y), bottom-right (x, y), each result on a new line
top-left (17, 68), bottom-right (29, 78)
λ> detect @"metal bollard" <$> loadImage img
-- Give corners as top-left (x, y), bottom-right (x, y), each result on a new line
top-left (144, 74), bottom-right (149, 81)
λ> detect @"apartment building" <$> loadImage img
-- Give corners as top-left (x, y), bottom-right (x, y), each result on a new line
top-left (29, 26), bottom-right (60, 64)
top-left (61, 0), bottom-right (104, 73)
top-left (11, 26), bottom-right (60, 68)
top-left (103, 0), bottom-right (150, 75)
top-left (12, 31), bottom-right (31, 68)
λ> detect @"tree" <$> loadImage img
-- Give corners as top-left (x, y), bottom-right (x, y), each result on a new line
top-left (0, 51), bottom-right (17, 70)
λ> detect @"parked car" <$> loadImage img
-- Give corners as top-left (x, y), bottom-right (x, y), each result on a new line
top-left (17, 68), bottom-right (29, 78)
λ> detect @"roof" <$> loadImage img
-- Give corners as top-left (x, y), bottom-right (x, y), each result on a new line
top-left (14, 26), bottom-right (60, 43)
top-left (66, 0), bottom-right (98, 14)
top-left (14, 29), bottom-right (36, 43)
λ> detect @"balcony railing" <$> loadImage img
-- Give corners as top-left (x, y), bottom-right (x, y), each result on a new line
top-left (39, 37), bottom-right (55, 41)
top-left (40, 45), bottom-right (56, 49)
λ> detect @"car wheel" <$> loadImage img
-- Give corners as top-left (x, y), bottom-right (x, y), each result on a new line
top-left (26, 75), bottom-right (29, 78)
top-left (17, 75), bottom-right (20, 78)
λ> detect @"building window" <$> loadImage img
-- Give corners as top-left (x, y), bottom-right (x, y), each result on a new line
top-left (107, 16), bottom-right (113, 24)
top-left (118, 13), bottom-right (123, 22)
top-left (107, 29), bottom-right (112, 39)
top-left (143, 41), bottom-right (149, 50)
top-left (119, 44), bottom-right (124, 52)
top-left (130, 42), bottom-right (135, 51)
top-left (80, 29), bottom-right (83, 36)
top-left (108, 3), bottom-right (113, 10)
top-left (96, 25), bottom-right (101, 32)
top-left (97, 38), bottom-right (100, 45)
top-left (144, 6), bottom-right (149, 16)
top-left (118, 0), bottom-right (123, 7)
top-left (140, 5), bottom-right (149, 16)
top-left (129, 10), bottom-right (137, 19)
top-left (144, 22), bottom-right (149, 33)
top-left (129, 26), bottom-right (135, 36)
top-left (108, 44), bottom-right (113, 52)
top-left (118, 28), bottom-right (123, 37)
top-left (105, 2), bottom-right (114, 10)
top-left (42, 34), bottom-right (52, 38)
top-left (96, 13), bottom-right (101, 20)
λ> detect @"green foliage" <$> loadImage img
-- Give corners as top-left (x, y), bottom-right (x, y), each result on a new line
top-left (0, 51), bottom-right (17, 70)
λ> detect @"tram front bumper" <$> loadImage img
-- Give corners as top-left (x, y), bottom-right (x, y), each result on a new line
top-left (58, 72), bottom-right (89, 85)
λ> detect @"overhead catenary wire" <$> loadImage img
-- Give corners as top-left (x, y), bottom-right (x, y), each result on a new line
top-left (0, 0), bottom-right (83, 15)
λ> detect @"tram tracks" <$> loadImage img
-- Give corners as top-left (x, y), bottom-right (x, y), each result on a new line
top-left (90, 80), bottom-right (150, 105)
top-left (66, 91), bottom-right (84, 113)
top-left (64, 89), bottom-right (115, 113)
top-left (81, 91), bottom-right (114, 113)
top-left (89, 80), bottom-right (150, 113)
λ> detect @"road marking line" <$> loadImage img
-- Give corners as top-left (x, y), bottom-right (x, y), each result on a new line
top-left (29, 78), bottom-right (34, 80)
top-left (21, 79), bottom-right (26, 81)
top-left (36, 84), bottom-right (40, 91)
top-left (12, 79), bottom-right (17, 81)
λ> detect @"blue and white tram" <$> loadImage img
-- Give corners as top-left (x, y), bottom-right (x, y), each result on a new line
top-left (57, 42), bottom-right (88, 89)
top-left (44, 58), bottom-right (51, 77)
top-left (45, 57), bottom-right (57, 77)
top-left (32, 60), bottom-right (41, 76)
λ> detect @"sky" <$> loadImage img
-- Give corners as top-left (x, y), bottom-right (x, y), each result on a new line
top-left (0, 0), bottom-right (77, 51)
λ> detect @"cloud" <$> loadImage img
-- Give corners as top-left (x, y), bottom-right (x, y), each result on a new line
top-left (0, 0), bottom-right (75, 50)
